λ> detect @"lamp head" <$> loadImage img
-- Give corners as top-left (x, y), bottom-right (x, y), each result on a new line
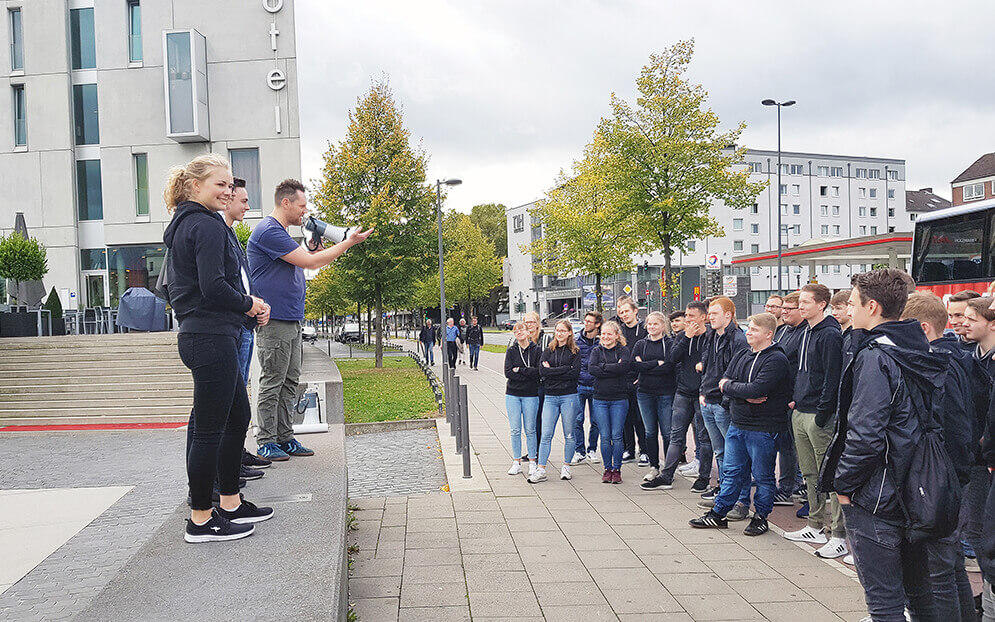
top-left (442, 178), bottom-right (462, 187)
top-left (782, 100), bottom-right (796, 107)
top-left (761, 99), bottom-right (776, 106)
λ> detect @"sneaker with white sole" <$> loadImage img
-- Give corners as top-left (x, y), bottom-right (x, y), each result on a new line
top-left (216, 497), bottom-right (274, 524)
top-left (528, 467), bottom-right (547, 483)
top-left (637, 453), bottom-right (650, 467)
top-left (508, 462), bottom-right (522, 476)
top-left (571, 452), bottom-right (586, 465)
top-left (560, 465), bottom-right (572, 480)
top-left (815, 537), bottom-right (848, 559)
top-left (528, 462), bottom-right (537, 477)
top-left (772, 488), bottom-right (794, 506)
top-left (643, 467), bottom-right (660, 482)
top-left (783, 525), bottom-right (828, 544)
top-left (842, 554), bottom-right (854, 565)
top-left (587, 450), bottom-right (600, 463)
top-left (678, 459), bottom-right (700, 477)
top-left (621, 451), bottom-right (635, 463)
top-left (184, 509), bottom-right (254, 543)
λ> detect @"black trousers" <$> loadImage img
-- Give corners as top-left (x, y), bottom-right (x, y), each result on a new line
top-left (446, 341), bottom-right (458, 369)
top-left (178, 333), bottom-right (251, 511)
top-left (622, 389), bottom-right (645, 456)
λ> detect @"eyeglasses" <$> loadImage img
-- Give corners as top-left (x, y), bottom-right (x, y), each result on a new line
top-left (764, 304), bottom-right (782, 310)
top-left (781, 306), bottom-right (798, 311)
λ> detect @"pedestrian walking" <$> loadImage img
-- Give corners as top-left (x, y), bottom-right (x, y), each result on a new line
top-left (444, 317), bottom-right (459, 369)
top-left (418, 320), bottom-right (437, 365)
top-left (532, 319), bottom-right (581, 483)
top-left (457, 318), bottom-right (468, 366)
top-left (589, 321), bottom-right (631, 484)
top-left (504, 322), bottom-right (541, 476)
top-left (466, 316), bottom-right (484, 370)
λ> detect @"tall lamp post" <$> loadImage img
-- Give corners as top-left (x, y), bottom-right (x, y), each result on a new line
top-left (436, 178), bottom-right (462, 379)
top-left (762, 98), bottom-right (795, 294)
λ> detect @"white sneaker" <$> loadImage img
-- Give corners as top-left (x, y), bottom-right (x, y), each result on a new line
top-left (643, 467), bottom-right (660, 482)
top-left (508, 462), bottom-right (522, 476)
top-left (815, 537), bottom-right (848, 559)
top-left (783, 525), bottom-right (828, 544)
top-left (528, 467), bottom-right (547, 483)
top-left (677, 459), bottom-right (699, 477)
top-left (587, 451), bottom-right (600, 464)
top-left (528, 462), bottom-right (537, 476)
top-left (842, 554), bottom-right (855, 565)
top-left (571, 451), bottom-right (586, 465)
top-left (560, 465), bottom-right (572, 480)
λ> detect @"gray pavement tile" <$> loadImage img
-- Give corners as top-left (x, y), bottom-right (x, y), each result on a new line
top-left (403, 547), bottom-right (462, 566)
top-left (588, 567), bottom-right (662, 591)
top-left (656, 571), bottom-right (735, 596)
top-left (611, 523), bottom-right (670, 540)
top-left (464, 570), bottom-right (531, 592)
top-left (349, 576), bottom-right (402, 599)
top-left (643, 553), bottom-right (713, 575)
top-left (378, 525), bottom-right (406, 542)
top-left (505, 517), bottom-right (561, 531)
top-left (557, 520), bottom-right (614, 536)
top-left (351, 597), bottom-right (399, 622)
top-left (458, 537), bottom-right (518, 555)
top-left (405, 517), bottom-right (456, 533)
top-left (704, 559), bottom-right (784, 581)
top-left (456, 510), bottom-right (507, 524)
top-left (518, 545), bottom-right (582, 565)
top-left (600, 584), bottom-right (684, 614)
top-left (577, 548), bottom-right (645, 569)
top-left (458, 522), bottom-right (512, 539)
top-left (353, 497), bottom-right (387, 510)
top-left (468, 591), bottom-right (542, 617)
top-left (401, 563), bottom-right (466, 585)
top-left (404, 531), bottom-right (458, 549)
top-left (673, 592), bottom-right (766, 620)
top-left (511, 530), bottom-right (570, 548)
top-left (533, 581), bottom-right (609, 606)
top-left (347, 429), bottom-right (445, 499)
top-left (397, 605), bottom-right (470, 621)
top-left (726, 578), bottom-right (809, 602)
top-left (788, 564), bottom-right (864, 588)
top-left (754, 600), bottom-right (849, 622)
top-left (565, 531), bottom-right (628, 551)
top-left (750, 542), bottom-right (835, 567)
top-left (625, 537), bottom-right (692, 557)
top-left (375, 540), bottom-right (406, 559)
top-left (350, 558), bottom-right (403, 578)
top-left (599, 510), bottom-right (654, 525)
top-left (521, 562), bottom-right (592, 583)
top-left (803, 585), bottom-right (868, 611)
top-left (399, 583), bottom-right (468, 608)
top-left (689, 541), bottom-right (756, 562)
top-left (462, 553), bottom-right (524, 572)
top-left (617, 614), bottom-right (694, 621)
top-left (542, 605), bottom-right (620, 622)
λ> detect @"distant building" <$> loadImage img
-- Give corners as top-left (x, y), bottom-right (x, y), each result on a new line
top-left (906, 187), bottom-right (951, 222)
top-left (951, 152), bottom-right (995, 206)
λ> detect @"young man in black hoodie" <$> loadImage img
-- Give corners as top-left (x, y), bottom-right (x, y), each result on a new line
top-left (783, 284), bottom-right (846, 558)
top-left (613, 297), bottom-right (648, 465)
top-left (689, 312), bottom-right (790, 535)
top-left (466, 316), bottom-right (484, 370)
top-left (819, 269), bottom-right (945, 621)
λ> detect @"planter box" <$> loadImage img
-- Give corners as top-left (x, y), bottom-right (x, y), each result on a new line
top-left (0, 311), bottom-right (38, 337)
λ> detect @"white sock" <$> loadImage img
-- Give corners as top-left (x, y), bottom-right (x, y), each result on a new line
top-left (193, 516), bottom-right (212, 526)
top-left (222, 503), bottom-right (241, 513)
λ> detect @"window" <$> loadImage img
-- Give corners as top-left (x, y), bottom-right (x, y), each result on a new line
top-left (72, 84), bottom-right (99, 145)
top-left (888, 189), bottom-right (895, 199)
top-left (780, 164), bottom-right (790, 175)
top-left (889, 226), bottom-right (895, 233)
top-left (791, 184), bottom-right (800, 196)
top-left (687, 240), bottom-right (696, 251)
top-left (888, 170), bottom-right (898, 180)
top-left (779, 184), bottom-right (787, 195)
top-left (855, 168), bottom-right (868, 178)
top-left (133, 154), bottom-right (149, 216)
top-left (870, 226), bottom-right (878, 235)
top-left (964, 183), bottom-right (985, 201)
top-left (9, 8), bottom-right (23, 71)
top-left (832, 225), bottom-right (840, 235)
top-left (821, 225), bottom-right (829, 235)
top-left (859, 225), bottom-right (867, 235)
top-left (750, 223), bottom-right (759, 234)
top-left (229, 148), bottom-right (260, 210)
top-left (790, 164), bottom-right (804, 175)
top-left (751, 244), bottom-right (760, 253)
top-left (749, 162), bottom-right (762, 173)
top-left (512, 214), bottom-right (524, 233)
top-left (12, 85), bottom-right (26, 146)
top-left (888, 207), bottom-right (895, 218)
top-left (869, 188), bottom-right (877, 198)
top-left (780, 203), bottom-right (788, 215)
top-left (832, 186), bottom-right (840, 197)
top-left (832, 205), bottom-right (840, 216)
top-left (164, 30), bottom-right (209, 141)
top-left (792, 205), bottom-right (800, 215)
top-left (870, 207), bottom-right (878, 217)
top-left (819, 185), bottom-right (828, 197)
top-left (733, 218), bottom-right (743, 231)
top-left (833, 265), bottom-right (841, 273)
top-left (80, 248), bottom-right (107, 270)
top-left (831, 167), bottom-right (844, 177)
top-left (869, 169), bottom-right (881, 179)
top-left (752, 266), bottom-right (760, 274)
top-left (818, 166), bottom-right (829, 176)
top-left (792, 224), bottom-right (801, 234)
top-left (70, 8), bottom-right (96, 70)
top-left (76, 160), bottom-right (103, 220)
top-left (733, 240), bottom-right (743, 252)
top-left (820, 205), bottom-right (828, 216)
top-left (910, 213), bottom-right (916, 222)
top-left (821, 265), bottom-right (829, 274)
top-left (128, 1), bottom-right (142, 63)
top-left (858, 206), bottom-right (867, 217)
top-left (859, 187), bottom-right (866, 198)
top-left (750, 203), bottom-right (759, 214)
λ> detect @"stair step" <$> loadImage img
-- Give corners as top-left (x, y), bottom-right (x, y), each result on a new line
top-left (0, 396), bottom-right (190, 408)
top-left (0, 361), bottom-right (186, 371)
top-left (0, 405), bottom-right (194, 417)
top-left (0, 374), bottom-right (191, 386)
top-left (0, 385), bottom-right (192, 396)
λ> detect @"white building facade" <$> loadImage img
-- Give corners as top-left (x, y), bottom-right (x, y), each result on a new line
top-left (1, 0), bottom-right (301, 308)
top-left (507, 148), bottom-right (911, 320)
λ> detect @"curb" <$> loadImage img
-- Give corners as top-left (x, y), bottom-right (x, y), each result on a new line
top-left (345, 418), bottom-right (441, 436)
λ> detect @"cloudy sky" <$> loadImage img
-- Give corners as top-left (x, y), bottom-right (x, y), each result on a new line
top-left (296, 0), bottom-right (995, 214)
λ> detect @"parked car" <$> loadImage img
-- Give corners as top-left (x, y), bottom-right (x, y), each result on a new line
top-left (499, 320), bottom-right (515, 330)
top-left (302, 325), bottom-right (317, 343)
top-left (337, 322), bottom-right (362, 343)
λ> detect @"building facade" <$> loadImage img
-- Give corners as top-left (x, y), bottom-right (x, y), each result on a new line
top-left (951, 152), bottom-right (995, 207)
top-left (1, 0), bottom-right (301, 308)
top-left (507, 148), bottom-right (911, 320)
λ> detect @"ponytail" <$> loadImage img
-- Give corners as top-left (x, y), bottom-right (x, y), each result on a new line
top-left (164, 153), bottom-right (231, 213)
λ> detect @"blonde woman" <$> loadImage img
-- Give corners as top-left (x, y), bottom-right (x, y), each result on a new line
top-left (163, 154), bottom-right (272, 542)
top-left (533, 319), bottom-right (581, 482)
top-left (589, 321), bottom-right (631, 483)
top-left (518, 311), bottom-right (548, 461)
top-left (504, 322), bottom-right (541, 475)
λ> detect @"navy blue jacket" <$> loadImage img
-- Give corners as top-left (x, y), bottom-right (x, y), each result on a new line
top-left (721, 343), bottom-right (792, 432)
top-left (576, 331), bottom-right (599, 387)
top-left (539, 346), bottom-right (581, 395)
top-left (668, 330), bottom-right (704, 398)
top-left (793, 314), bottom-right (843, 426)
top-left (589, 344), bottom-right (632, 401)
top-left (630, 337), bottom-right (676, 396)
top-left (700, 326), bottom-right (749, 404)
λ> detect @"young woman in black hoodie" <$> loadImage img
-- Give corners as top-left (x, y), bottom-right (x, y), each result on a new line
top-left (631, 312), bottom-right (676, 482)
top-left (589, 321), bottom-right (631, 484)
top-left (533, 320), bottom-right (581, 483)
top-left (504, 322), bottom-right (542, 477)
top-left (162, 155), bottom-right (273, 543)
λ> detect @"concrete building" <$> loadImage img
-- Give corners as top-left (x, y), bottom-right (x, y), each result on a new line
top-left (506, 148), bottom-right (911, 320)
top-left (1, 0), bottom-right (301, 308)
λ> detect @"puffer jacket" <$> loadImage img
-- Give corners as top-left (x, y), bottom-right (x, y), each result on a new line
top-left (699, 326), bottom-right (749, 404)
top-left (818, 320), bottom-right (945, 524)
top-left (576, 331), bottom-right (599, 387)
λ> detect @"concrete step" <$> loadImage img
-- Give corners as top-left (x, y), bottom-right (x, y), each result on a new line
top-left (0, 384), bottom-right (192, 396)
top-left (0, 367), bottom-right (189, 379)
top-left (0, 396), bottom-right (191, 409)
top-left (0, 374), bottom-right (191, 386)
top-left (0, 360), bottom-right (187, 371)
top-left (0, 347), bottom-right (180, 359)
top-left (0, 404), bottom-right (193, 418)
top-left (0, 333), bottom-right (179, 349)
top-left (0, 414), bottom-right (190, 426)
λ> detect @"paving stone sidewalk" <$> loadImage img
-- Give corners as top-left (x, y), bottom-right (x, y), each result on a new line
top-left (349, 346), bottom-right (871, 622)
top-left (346, 428), bottom-right (446, 498)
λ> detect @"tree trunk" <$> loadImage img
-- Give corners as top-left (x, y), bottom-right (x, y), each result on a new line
top-left (375, 283), bottom-right (383, 368)
top-left (662, 233), bottom-right (673, 314)
top-left (595, 272), bottom-right (603, 313)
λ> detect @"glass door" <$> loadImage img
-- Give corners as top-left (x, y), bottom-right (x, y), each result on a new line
top-left (85, 273), bottom-right (107, 307)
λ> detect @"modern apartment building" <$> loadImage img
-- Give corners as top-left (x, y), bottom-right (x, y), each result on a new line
top-left (1, 0), bottom-right (301, 308)
top-left (507, 148), bottom-right (911, 320)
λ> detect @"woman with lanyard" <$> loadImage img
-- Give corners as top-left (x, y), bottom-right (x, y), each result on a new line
top-left (631, 312), bottom-right (676, 483)
top-left (504, 322), bottom-right (542, 477)
top-left (531, 320), bottom-right (581, 483)
top-left (589, 321), bottom-right (632, 484)
top-left (519, 312), bottom-right (549, 461)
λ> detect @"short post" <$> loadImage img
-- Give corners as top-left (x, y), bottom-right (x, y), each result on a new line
top-left (327, 340), bottom-right (331, 357)
top-left (460, 381), bottom-right (471, 478)
top-left (453, 373), bottom-right (463, 454)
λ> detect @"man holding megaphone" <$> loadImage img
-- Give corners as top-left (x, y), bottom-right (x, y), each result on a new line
top-left (248, 179), bottom-right (373, 461)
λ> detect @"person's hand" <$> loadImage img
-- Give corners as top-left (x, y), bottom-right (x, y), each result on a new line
top-left (695, 362), bottom-right (703, 373)
top-left (657, 360), bottom-right (664, 366)
top-left (788, 401), bottom-right (795, 410)
top-left (542, 361), bottom-right (550, 368)
top-left (256, 303), bottom-right (271, 327)
top-left (246, 296), bottom-right (266, 317)
top-left (837, 494), bottom-right (851, 505)
top-left (635, 356), bottom-right (643, 362)
top-left (512, 367), bottom-right (520, 373)
top-left (746, 397), bottom-right (767, 404)
top-left (719, 378), bottom-right (729, 392)
top-left (699, 395), bottom-right (706, 406)
top-left (347, 227), bottom-right (375, 246)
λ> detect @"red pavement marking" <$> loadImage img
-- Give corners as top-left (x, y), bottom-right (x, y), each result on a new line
top-left (0, 422), bottom-right (187, 432)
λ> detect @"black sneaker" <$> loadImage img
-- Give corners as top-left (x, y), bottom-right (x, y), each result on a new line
top-left (240, 465), bottom-right (264, 481)
top-left (772, 489), bottom-right (794, 506)
top-left (744, 514), bottom-right (769, 536)
top-left (689, 510), bottom-right (728, 529)
top-left (216, 497), bottom-right (274, 524)
top-left (640, 476), bottom-right (674, 491)
top-left (621, 451), bottom-right (635, 463)
top-left (184, 509), bottom-right (254, 543)
top-left (690, 477), bottom-right (710, 494)
top-left (700, 485), bottom-right (721, 500)
top-left (242, 449), bottom-right (272, 469)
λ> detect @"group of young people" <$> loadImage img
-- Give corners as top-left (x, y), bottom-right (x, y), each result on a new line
top-left (503, 271), bottom-right (995, 621)
top-left (418, 316), bottom-right (484, 369)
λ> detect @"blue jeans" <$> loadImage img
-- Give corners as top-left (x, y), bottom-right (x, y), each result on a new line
top-left (469, 344), bottom-right (481, 368)
top-left (636, 392), bottom-right (673, 469)
top-left (660, 393), bottom-right (712, 480)
top-left (592, 399), bottom-right (627, 470)
top-left (701, 402), bottom-right (732, 478)
top-left (420, 341), bottom-right (434, 364)
top-left (712, 426), bottom-right (777, 518)
top-left (538, 393), bottom-right (578, 466)
top-left (574, 384), bottom-right (598, 454)
top-left (506, 395), bottom-right (539, 461)
top-left (238, 326), bottom-right (254, 388)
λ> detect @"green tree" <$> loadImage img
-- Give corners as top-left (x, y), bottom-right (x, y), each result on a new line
top-left (527, 136), bottom-right (653, 312)
top-left (233, 221), bottom-right (251, 251)
top-left (0, 232), bottom-right (48, 304)
top-left (311, 78), bottom-right (437, 367)
top-left (43, 286), bottom-right (63, 319)
top-left (598, 40), bottom-right (764, 310)
top-left (305, 263), bottom-right (352, 321)
top-left (469, 203), bottom-right (508, 257)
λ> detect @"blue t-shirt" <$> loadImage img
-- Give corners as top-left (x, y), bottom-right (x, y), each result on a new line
top-left (247, 216), bottom-right (305, 321)
top-left (446, 325), bottom-right (459, 342)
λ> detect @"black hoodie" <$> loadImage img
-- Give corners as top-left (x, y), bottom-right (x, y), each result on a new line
top-left (162, 201), bottom-right (253, 338)
top-left (775, 322), bottom-right (805, 383)
top-left (630, 337), bottom-right (676, 396)
top-left (589, 343), bottom-right (632, 401)
top-left (720, 343), bottom-right (791, 432)
top-left (538, 346), bottom-right (581, 395)
top-left (930, 334), bottom-right (982, 484)
top-left (793, 314), bottom-right (843, 426)
top-left (504, 341), bottom-right (541, 397)
top-left (611, 317), bottom-right (647, 393)
top-left (700, 326), bottom-right (749, 404)
top-left (667, 330), bottom-right (704, 398)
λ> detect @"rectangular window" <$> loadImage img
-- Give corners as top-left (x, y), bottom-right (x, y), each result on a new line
top-left (821, 225), bottom-right (829, 235)
top-left (833, 264), bottom-right (841, 273)
top-left (80, 248), bottom-right (107, 270)
top-left (821, 265), bottom-right (829, 274)
top-left (859, 187), bottom-right (866, 198)
top-left (832, 206), bottom-right (840, 216)
top-left (749, 162), bottom-right (762, 173)
top-left (870, 207), bottom-right (878, 217)
top-left (910, 213), bottom-right (916, 222)
top-left (820, 185), bottom-right (828, 197)
top-left (869, 188), bottom-right (877, 198)
top-left (72, 84), bottom-right (99, 145)
top-left (76, 160), bottom-right (103, 220)
top-left (860, 225), bottom-right (867, 235)
top-left (888, 189), bottom-right (895, 199)
top-left (128, 1), bottom-right (142, 63)
top-left (792, 205), bottom-right (800, 215)
top-left (963, 183), bottom-right (985, 201)
top-left (9, 8), bottom-right (23, 71)
top-left (859, 206), bottom-right (867, 217)
top-left (687, 240), bottom-right (696, 251)
top-left (869, 169), bottom-right (881, 179)
top-left (779, 184), bottom-right (786, 195)
top-left (751, 244), bottom-right (760, 253)
top-left (513, 214), bottom-right (524, 233)
top-left (888, 207), bottom-right (895, 218)
top-left (889, 226), bottom-right (895, 233)
top-left (751, 223), bottom-right (759, 234)
top-left (166, 31), bottom-right (194, 134)
top-left (780, 203), bottom-right (787, 215)
top-left (12, 85), bottom-right (26, 146)
top-left (870, 226), bottom-right (878, 235)
top-left (70, 8), bottom-right (96, 70)
top-left (819, 205), bottom-right (828, 216)
top-left (133, 153), bottom-right (149, 216)
top-left (780, 164), bottom-right (790, 175)
top-left (750, 203), bottom-right (759, 214)
top-left (817, 166), bottom-right (829, 176)
top-left (791, 184), bottom-right (800, 196)
top-left (832, 186), bottom-right (840, 197)
top-left (733, 240), bottom-right (743, 252)
top-left (733, 218), bottom-right (743, 231)
top-left (790, 164), bottom-right (804, 175)
top-left (792, 224), bottom-right (801, 234)
top-left (831, 167), bottom-right (844, 177)
top-left (888, 170), bottom-right (898, 180)
top-left (229, 148), bottom-right (260, 211)
top-left (855, 168), bottom-right (868, 179)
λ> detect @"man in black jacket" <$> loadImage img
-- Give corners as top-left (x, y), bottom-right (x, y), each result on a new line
top-left (783, 284), bottom-right (846, 558)
top-left (466, 316), bottom-right (484, 370)
top-left (418, 320), bottom-right (438, 365)
top-left (819, 269), bottom-right (941, 621)
top-left (613, 297), bottom-right (648, 464)
top-left (773, 292), bottom-right (805, 506)
top-left (689, 312), bottom-right (790, 536)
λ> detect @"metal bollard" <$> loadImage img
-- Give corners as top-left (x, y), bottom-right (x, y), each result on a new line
top-left (453, 374), bottom-right (464, 454)
top-left (460, 381), bottom-right (471, 478)
top-left (327, 340), bottom-right (331, 357)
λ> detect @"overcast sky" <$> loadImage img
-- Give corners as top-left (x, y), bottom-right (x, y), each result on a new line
top-left (296, 0), bottom-right (995, 215)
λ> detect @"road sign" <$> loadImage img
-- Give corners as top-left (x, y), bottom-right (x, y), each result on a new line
top-left (706, 254), bottom-right (720, 270)
top-left (693, 286), bottom-right (701, 301)
top-left (722, 275), bottom-right (737, 297)
top-left (623, 284), bottom-right (632, 295)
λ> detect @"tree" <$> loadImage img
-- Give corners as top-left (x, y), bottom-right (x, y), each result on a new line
top-left (527, 135), bottom-right (653, 313)
top-left (469, 203), bottom-right (508, 257)
top-left (305, 263), bottom-right (352, 321)
top-left (0, 232), bottom-right (48, 304)
top-left (311, 78), bottom-right (437, 367)
top-left (233, 221), bottom-right (251, 251)
top-left (597, 40), bottom-right (764, 310)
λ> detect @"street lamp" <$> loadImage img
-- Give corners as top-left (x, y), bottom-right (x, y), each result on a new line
top-left (762, 98), bottom-right (795, 294)
top-left (436, 178), bottom-right (461, 377)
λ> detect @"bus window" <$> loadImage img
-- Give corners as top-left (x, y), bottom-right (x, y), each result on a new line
top-left (912, 211), bottom-right (985, 283)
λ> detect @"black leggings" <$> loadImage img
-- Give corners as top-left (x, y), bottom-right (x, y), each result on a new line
top-left (178, 333), bottom-right (251, 511)
top-left (447, 341), bottom-right (458, 369)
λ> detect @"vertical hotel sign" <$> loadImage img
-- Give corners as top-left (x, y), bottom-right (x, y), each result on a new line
top-left (263, 0), bottom-right (286, 134)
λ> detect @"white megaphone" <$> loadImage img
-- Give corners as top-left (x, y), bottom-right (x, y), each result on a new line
top-left (302, 215), bottom-right (353, 250)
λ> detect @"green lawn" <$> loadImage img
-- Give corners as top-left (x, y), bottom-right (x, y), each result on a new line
top-left (335, 357), bottom-right (440, 424)
top-left (481, 344), bottom-right (507, 354)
